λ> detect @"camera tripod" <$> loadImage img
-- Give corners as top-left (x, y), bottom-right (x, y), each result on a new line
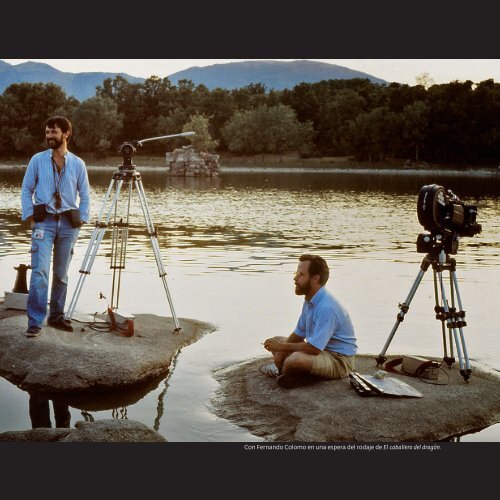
top-left (65, 132), bottom-right (194, 333)
top-left (375, 246), bottom-right (472, 381)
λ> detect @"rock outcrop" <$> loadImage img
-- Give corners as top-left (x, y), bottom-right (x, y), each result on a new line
top-left (0, 310), bottom-right (215, 395)
top-left (211, 354), bottom-right (500, 441)
top-left (0, 419), bottom-right (166, 442)
top-left (166, 146), bottom-right (219, 176)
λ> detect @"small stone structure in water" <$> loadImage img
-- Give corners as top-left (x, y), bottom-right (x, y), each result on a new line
top-left (166, 145), bottom-right (220, 177)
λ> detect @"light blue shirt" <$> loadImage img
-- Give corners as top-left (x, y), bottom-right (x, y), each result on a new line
top-left (294, 286), bottom-right (358, 356)
top-left (21, 149), bottom-right (90, 223)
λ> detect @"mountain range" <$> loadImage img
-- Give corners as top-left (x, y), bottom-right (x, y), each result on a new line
top-left (0, 60), bottom-right (386, 101)
top-left (167, 60), bottom-right (386, 89)
top-left (0, 60), bottom-right (144, 101)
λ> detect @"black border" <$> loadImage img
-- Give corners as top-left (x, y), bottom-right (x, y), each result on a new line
top-left (1, 2), bottom-right (498, 493)
top-left (2, 3), bottom-right (500, 58)
top-left (1, 441), bottom-right (498, 492)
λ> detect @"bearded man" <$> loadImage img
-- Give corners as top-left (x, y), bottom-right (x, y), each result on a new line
top-left (262, 254), bottom-right (357, 389)
top-left (21, 116), bottom-right (90, 337)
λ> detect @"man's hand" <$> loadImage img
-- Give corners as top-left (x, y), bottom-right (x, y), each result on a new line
top-left (27, 216), bottom-right (34, 229)
top-left (263, 338), bottom-right (283, 352)
top-left (263, 335), bottom-right (320, 356)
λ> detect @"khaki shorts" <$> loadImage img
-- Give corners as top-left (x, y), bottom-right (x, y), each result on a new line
top-left (311, 351), bottom-right (355, 380)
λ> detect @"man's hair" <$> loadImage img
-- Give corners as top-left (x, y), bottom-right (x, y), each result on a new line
top-left (299, 254), bottom-right (330, 285)
top-left (45, 116), bottom-right (72, 141)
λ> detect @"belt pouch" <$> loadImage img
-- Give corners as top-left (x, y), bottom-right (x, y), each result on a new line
top-left (68, 209), bottom-right (81, 228)
top-left (33, 204), bottom-right (47, 222)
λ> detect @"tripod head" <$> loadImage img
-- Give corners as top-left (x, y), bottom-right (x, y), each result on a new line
top-left (117, 131), bottom-right (195, 170)
top-left (416, 230), bottom-right (460, 256)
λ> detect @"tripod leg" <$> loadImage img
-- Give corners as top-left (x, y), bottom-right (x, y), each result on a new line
top-left (451, 270), bottom-right (472, 379)
top-left (436, 253), bottom-right (468, 381)
top-left (376, 257), bottom-right (430, 366)
top-left (434, 269), bottom-right (454, 367)
top-left (134, 177), bottom-right (181, 333)
top-left (65, 179), bottom-right (124, 319)
top-left (110, 182), bottom-right (132, 310)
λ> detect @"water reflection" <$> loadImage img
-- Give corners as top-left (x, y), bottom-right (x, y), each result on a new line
top-left (28, 391), bottom-right (71, 429)
top-left (1, 169), bottom-right (498, 268)
top-left (3, 371), bottom-right (171, 433)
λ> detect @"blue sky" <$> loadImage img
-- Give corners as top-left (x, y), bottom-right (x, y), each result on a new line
top-left (3, 59), bottom-right (499, 86)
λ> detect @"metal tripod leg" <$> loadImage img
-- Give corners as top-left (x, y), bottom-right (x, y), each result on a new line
top-left (135, 177), bottom-right (181, 333)
top-left (433, 269), bottom-right (454, 367)
top-left (436, 250), bottom-right (470, 381)
top-left (375, 256), bottom-right (431, 366)
top-left (450, 269), bottom-right (472, 379)
top-left (65, 178), bottom-right (124, 319)
top-left (110, 181), bottom-right (132, 310)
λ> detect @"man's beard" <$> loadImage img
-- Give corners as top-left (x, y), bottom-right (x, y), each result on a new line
top-left (47, 137), bottom-right (63, 149)
top-left (295, 281), bottom-right (312, 296)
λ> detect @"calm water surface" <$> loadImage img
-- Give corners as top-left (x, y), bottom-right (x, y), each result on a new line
top-left (0, 165), bottom-right (499, 441)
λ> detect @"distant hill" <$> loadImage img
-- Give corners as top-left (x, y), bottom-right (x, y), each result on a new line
top-left (0, 60), bottom-right (144, 101)
top-left (0, 60), bottom-right (386, 101)
top-left (167, 60), bottom-right (386, 89)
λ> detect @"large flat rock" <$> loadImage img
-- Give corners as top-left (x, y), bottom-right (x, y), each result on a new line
top-left (0, 309), bottom-right (215, 395)
top-left (211, 355), bottom-right (500, 442)
top-left (0, 419), bottom-right (166, 442)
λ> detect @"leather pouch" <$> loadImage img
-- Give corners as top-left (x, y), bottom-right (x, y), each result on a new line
top-left (67, 209), bottom-right (81, 228)
top-left (33, 204), bottom-right (47, 222)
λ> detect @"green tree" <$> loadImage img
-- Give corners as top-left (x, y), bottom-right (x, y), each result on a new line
top-left (425, 80), bottom-right (474, 162)
top-left (157, 108), bottom-right (190, 151)
top-left (72, 97), bottom-right (122, 155)
top-left (231, 83), bottom-right (268, 110)
top-left (468, 79), bottom-right (500, 162)
top-left (183, 114), bottom-right (219, 152)
top-left (280, 78), bottom-right (383, 155)
top-left (96, 76), bottom-right (145, 143)
top-left (322, 89), bottom-right (366, 155)
top-left (348, 106), bottom-right (403, 162)
top-left (222, 104), bottom-right (313, 155)
top-left (0, 82), bottom-right (75, 157)
top-left (196, 87), bottom-right (236, 149)
top-left (401, 101), bottom-right (429, 162)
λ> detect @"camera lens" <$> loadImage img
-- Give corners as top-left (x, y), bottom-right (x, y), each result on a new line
top-left (119, 142), bottom-right (136, 158)
top-left (417, 184), bottom-right (447, 231)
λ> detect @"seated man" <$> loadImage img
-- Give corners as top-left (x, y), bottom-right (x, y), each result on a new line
top-left (263, 254), bottom-right (357, 389)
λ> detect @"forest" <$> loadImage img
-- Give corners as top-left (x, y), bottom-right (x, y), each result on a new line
top-left (1, 76), bottom-right (499, 165)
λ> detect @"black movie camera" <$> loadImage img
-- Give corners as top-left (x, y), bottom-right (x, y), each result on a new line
top-left (117, 141), bottom-right (139, 169)
top-left (118, 141), bottom-right (137, 159)
top-left (416, 184), bottom-right (482, 255)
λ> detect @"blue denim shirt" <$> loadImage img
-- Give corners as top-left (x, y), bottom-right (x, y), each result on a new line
top-left (294, 286), bottom-right (358, 356)
top-left (21, 149), bottom-right (90, 222)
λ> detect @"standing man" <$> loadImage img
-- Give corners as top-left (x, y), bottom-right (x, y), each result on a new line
top-left (263, 254), bottom-right (357, 389)
top-left (21, 116), bottom-right (90, 337)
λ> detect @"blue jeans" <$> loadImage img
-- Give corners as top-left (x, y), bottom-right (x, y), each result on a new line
top-left (27, 214), bottom-right (80, 328)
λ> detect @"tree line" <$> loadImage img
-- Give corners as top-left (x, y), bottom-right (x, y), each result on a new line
top-left (1, 75), bottom-right (500, 165)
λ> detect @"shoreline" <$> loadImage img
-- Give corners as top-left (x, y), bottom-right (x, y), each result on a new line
top-left (1, 154), bottom-right (500, 173)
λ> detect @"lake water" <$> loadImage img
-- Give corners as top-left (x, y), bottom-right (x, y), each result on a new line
top-left (1, 165), bottom-right (499, 441)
